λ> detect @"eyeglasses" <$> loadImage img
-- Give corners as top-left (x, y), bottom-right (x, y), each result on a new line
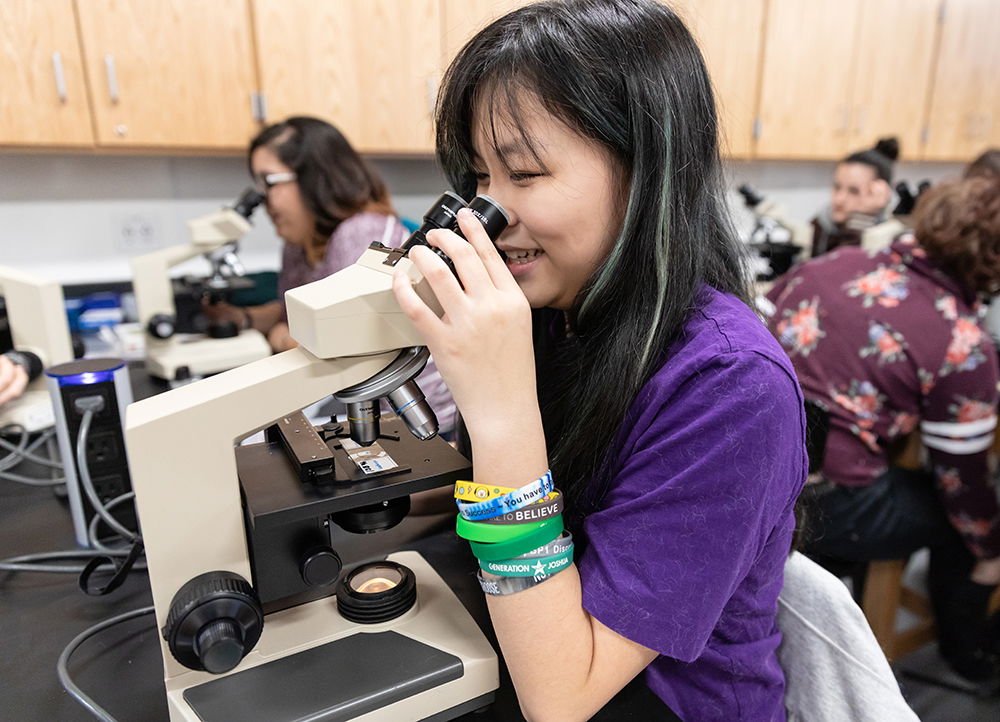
top-left (253, 171), bottom-right (297, 193)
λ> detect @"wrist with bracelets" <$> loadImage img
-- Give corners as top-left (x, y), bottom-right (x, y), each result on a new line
top-left (457, 471), bottom-right (575, 595)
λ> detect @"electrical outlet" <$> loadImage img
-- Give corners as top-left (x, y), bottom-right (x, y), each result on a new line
top-left (86, 430), bottom-right (121, 467)
top-left (114, 213), bottom-right (162, 253)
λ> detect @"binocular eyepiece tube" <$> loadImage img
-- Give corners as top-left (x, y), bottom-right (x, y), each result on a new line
top-left (336, 192), bottom-right (509, 447)
top-left (402, 192), bottom-right (510, 261)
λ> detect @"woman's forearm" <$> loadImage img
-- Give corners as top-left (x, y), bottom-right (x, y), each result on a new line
top-left (469, 411), bottom-right (655, 721)
top-left (246, 300), bottom-right (284, 333)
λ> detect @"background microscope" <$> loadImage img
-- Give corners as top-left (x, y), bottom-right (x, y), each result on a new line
top-left (0, 265), bottom-right (75, 432)
top-left (130, 189), bottom-right (271, 382)
top-left (125, 192), bottom-right (506, 721)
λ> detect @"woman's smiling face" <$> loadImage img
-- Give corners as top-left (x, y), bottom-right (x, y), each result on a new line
top-left (470, 96), bottom-right (625, 310)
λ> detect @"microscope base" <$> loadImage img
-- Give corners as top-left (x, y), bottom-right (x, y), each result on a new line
top-left (0, 389), bottom-right (55, 432)
top-left (163, 551), bottom-right (499, 722)
top-left (145, 330), bottom-right (270, 380)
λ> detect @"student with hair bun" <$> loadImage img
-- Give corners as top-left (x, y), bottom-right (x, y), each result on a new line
top-left (810, 136), bottom-right (903, 256)
top-left (768, 175), bottom-right (1000, 690)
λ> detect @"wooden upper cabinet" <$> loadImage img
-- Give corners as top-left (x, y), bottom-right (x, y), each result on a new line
top-left (756, 0), bottom-right (863, 159)
top-left (0, 0), bottom-right (94, 147)
top-left (923, 0), bottom-right (1000, 160)
top-left (849, 0), bottom-right (939, 158)
top-left (253, 0), bottom-right (441, 155)
top-left (671, 0), bottom-right (766, 158)
top-left (75, 0), bottom-right (258, 149)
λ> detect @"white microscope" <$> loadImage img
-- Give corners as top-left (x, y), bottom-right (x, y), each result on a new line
top-left (125, 193), bottom-right (505, 721)
top-left (0, 265), bottom-right (75, 431)
top-left (130, 189), bottom-right (271, 381)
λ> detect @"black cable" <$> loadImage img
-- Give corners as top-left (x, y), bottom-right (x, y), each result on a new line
top-left (1, 403), bottom-right (145, 578)
top-left (57, 605), bottom-right (156, 722)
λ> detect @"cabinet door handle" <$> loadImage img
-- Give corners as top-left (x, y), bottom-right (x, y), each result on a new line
top-left (52, 51), bottom-right (67, 103)
top-left (836, 105), bottom-right (850, 134)
top-left (104, 54), bottom-right (120, 104)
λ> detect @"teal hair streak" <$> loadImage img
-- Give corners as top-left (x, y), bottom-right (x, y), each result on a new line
top-left (579, 115), bottom-right (673, 376)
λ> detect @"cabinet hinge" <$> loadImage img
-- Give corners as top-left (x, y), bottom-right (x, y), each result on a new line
top-left (251, 92), bottom-right (268, 123)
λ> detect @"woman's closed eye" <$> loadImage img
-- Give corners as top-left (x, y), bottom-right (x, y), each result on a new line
top-left (509, 171), bottom-right (543, 184)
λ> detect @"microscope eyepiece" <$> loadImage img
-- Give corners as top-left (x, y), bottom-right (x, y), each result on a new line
top-left (401, 191), bottom-right (468, 251)
top-left (397, 192), bottom-right (509, 272)
top-left (232, 187), bottom-right (266, 220)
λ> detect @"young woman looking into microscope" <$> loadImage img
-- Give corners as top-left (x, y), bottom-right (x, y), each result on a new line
top-left (392, 1), bottom-right (806, 720)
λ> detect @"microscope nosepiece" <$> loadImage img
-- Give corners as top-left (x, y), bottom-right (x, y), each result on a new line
top-left (387, 380), bottom-right (438, 441)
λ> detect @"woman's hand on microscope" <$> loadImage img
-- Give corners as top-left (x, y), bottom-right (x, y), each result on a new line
top-left (0, 354), bottom-right (29, 406)
top-left (391, 209), bottom-right (545, 469)
top-left (267, 322), bottom-right (298, 353)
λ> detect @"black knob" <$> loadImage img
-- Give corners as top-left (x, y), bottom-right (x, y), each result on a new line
top-left (147, 313), bottom-right (176, 339)
top-left (207, 319), bottom-right (239, 339)
top-left (163, 571), bottom-right (263, 674)
top-left (300, 547), bottom-right (342, 587)
top-left (195, 619), bottom-right (246, 674)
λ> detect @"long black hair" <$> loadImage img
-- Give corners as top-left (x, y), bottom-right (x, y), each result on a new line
top-left (436, 0), bottom-right (751, 518)
top-left (248, 116), bottom-right (393, 241)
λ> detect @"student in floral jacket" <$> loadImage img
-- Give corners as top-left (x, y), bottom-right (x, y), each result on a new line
top-left (767, 176), bottom-right (1000, 686)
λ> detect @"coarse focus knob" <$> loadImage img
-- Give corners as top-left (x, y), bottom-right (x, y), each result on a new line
top-left (163, 571), bottom-right (263, 674)
top-left (147, 313), bottom-right (176, 339)
top-left (300, 546), bottom-right (342, 588)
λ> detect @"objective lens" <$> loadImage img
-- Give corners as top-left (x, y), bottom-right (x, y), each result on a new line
top-left (386, 380), bottom-right (438, 441)
top-left (346, 400), bottom-right (380, 447)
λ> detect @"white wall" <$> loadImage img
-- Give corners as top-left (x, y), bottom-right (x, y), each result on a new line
top-left (0, 153), bottom-right (964, 285)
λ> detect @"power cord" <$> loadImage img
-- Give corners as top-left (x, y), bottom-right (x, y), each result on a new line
top-left (57, 604), bottom-right (156, 722)
top-left (0, 423), bottom-right (66, 486)
top-left (73, 397), bottom-right (144, 595)
top-left (0, 399), bottom-right (146, 583)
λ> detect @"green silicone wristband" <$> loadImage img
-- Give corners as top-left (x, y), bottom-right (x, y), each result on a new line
top-left (479, 546), bottom-right (575, 577)
top-left (469, 515), bottom-right (564, 562)
top-left (456, 513), bottom-right (547, 543)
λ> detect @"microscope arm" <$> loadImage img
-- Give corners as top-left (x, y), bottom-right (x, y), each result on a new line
top-left (126, 346), bottom-right (397, 680)
top-left (0, 265), bottom-right (74, 382)
top-left (131, 209), bottom-right (253, 325)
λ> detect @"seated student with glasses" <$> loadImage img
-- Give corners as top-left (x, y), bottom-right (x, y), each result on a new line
top-left (204, 115), bottom-right (457, 433)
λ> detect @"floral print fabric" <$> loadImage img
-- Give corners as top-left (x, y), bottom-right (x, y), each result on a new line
top-left (767, 236), bottom-right (1000, 557)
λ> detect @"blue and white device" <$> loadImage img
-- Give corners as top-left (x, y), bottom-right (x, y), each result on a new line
top-left (46, 358), bottom-right (134, 547)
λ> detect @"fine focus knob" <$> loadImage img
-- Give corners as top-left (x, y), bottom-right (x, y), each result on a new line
top-left (195, 619), bottom-right (246, 674)
top-left (163, 571), bottom-right (263, 674)
top-left (300, 547), bottom-right (342, 588)
top-left (147, 313), bottom-right (176, 339)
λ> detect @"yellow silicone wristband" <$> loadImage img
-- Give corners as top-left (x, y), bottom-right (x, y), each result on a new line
top-left (454, 480), bottom-right (517, 502)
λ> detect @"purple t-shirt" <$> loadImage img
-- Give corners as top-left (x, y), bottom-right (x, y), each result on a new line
top-left (577, 286), bottom-right (806, 721)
